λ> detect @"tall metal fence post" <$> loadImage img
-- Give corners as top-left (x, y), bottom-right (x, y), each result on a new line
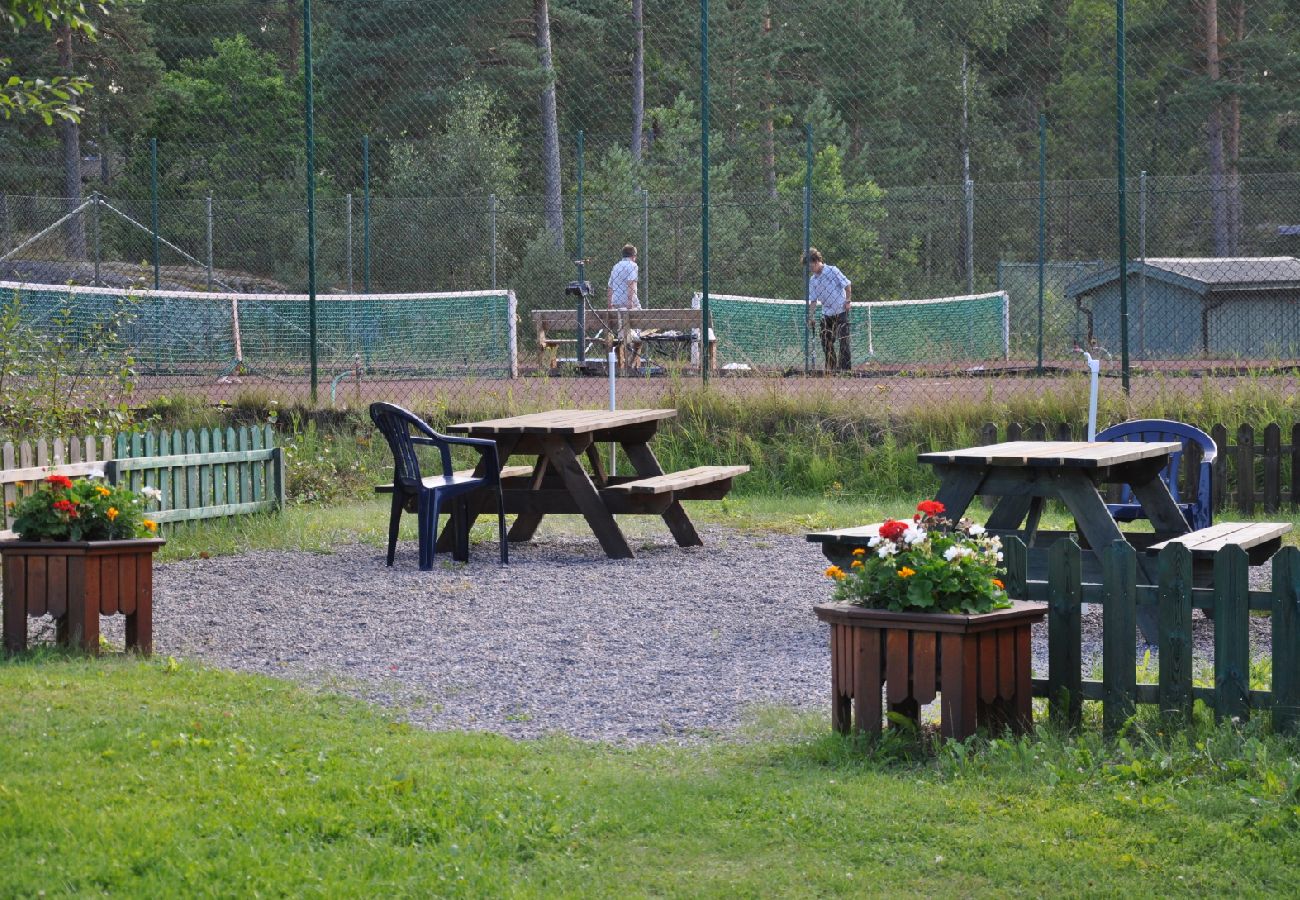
top-left (1138, 170), bottom-right (1147, 358)
top-left (1116, 0), bottom-right (1131, 393)
top-left (1037, 113), bottom-right (1046, 374)
top-left (964, 177), bottom-right (976, 295)
top-left (362, 134), bottom-right (371, 292)
top-left (303, 0), bottom-right (319, 403)
top-left (92, 192), bottom-right (101, 286)
top-left (641, 187), bottom-right (649, 308)
top-left (0, 194), bottom-right (9, 256)
top-left (150, 137), bottom-right (160, 290)
top-left (576, 129), bottom-right (587, 367)
top-left (205, 194), bottom-right (213, 291)
top-left (489, 193), bottom-right (498, 289)
top-left (803, 124), bottom-right (813, 374)
top-left (345, 192), bottom-right (353, 293)
top-left (699, 0), bottom-right (711, 385)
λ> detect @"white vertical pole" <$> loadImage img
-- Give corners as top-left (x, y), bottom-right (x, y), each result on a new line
top-left (489, 193), bottom-right (498, 289)
top-left (1084, 352), bottom-right (1100, 441)
top-left (346, 192), bottom-right (354, 293)
top-left (608, 348), bottom-right (617, 475)
top-left (205, 195), bottom-right (213, 291)
top-left (641, 187), bottom-right (649, 307)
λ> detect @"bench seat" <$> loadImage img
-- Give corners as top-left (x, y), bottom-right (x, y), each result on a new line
top-left (1147, 521), bottom-right (1292, 558)
top-left (375, 464), bottom-right (533, 493)
top-left (604, 465), bottom-right (748, 498)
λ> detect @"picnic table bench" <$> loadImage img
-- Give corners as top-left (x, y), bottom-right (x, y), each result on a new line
top-left (531, 308), bottom-right (717, 371)
top-left (440, 408), bottom-right (747, 559)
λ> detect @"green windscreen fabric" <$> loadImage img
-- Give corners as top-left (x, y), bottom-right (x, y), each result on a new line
top-left (695, 291), bottom-right (1010, 369)
top-left (0, 282), bottom-right (518, 377)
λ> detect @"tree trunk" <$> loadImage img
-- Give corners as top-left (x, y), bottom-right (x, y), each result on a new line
top-left (283, 0), bottom-right (301, 76)
top-left (535, 0), bottom-right (564, 246)
top-left (58, 24), bottom-right (86, 261)
top-left (630, 0), bottom-right (645, 164)
top-left (1225, 0), bottom-right (1244, 255)
top-left (1203, 0), bottom-right (1230, 256)
top-left (761, 11), bottom-right (776, 199)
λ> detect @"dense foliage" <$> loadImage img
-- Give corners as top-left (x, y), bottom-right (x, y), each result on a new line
top-left (10, 473), bottom-right (157, 540)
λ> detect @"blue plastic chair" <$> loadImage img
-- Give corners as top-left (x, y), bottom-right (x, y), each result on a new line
top-left (370, 402), bottom-right (508, 569)
top-left (1095, 419), bottom-right (1217, 530)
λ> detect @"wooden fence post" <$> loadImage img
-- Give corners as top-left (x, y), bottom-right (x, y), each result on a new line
top-left (1003, 535), bottom-right (1027, 600)
top-left (1263, 423), bottom-right (1281, 513)
top-left (1236, 424), bottom-right (1255, 515)
top-left (1156, 543), bottom-right (1193, 725)
top-left (1272, 547), bottom-right (1300, 735)
top-left (1102, 541), bottom-right (1137, 737)
top-left (1214, 544), bottom-right (1251, 722)
top-left (1211, 424), bottom-right (1228, 512)
top-left (1047, 537), bottom-right (1082, 730)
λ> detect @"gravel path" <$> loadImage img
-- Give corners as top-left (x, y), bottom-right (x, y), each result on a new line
top-left (30, 527), bottom-right (1276, 744)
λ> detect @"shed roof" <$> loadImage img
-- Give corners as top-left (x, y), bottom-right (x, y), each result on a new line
top-left (1066, 257), bottom-right (1300, 298)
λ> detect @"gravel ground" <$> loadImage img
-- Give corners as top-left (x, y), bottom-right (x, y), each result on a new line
top-left (29, 527), bottom-right (1276, 744)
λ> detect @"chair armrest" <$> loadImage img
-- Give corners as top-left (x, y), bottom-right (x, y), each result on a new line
top-left (440, 435), bottom-right (498, 451)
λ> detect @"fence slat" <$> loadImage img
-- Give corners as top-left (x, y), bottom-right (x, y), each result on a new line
top-left (211, 428), bottom-right (226, 506)
top-left (225, 428), bottom-right (238, 507)
top-left (2, 443), bottom-right (15, 532)
top-left (250, 426), bottom-right (264, 504)
top-left (1214, 544), bottom-right (1251, 722)
top-left (1264, 424), bottom-right (1281, 513)
top-left (1156, 543), bottom-right (1194, 725)
top-left (979, 422), bottom-right (997, 445)
top-left (263, 424), bottom-right (276, 504)
top-left (199, 428), bottom-right (212, 512)
top-left (171, 429), bottom-right (184, 521)
top-left (1029, 422), bottom-right (1046, 441)
top-left (1007, 422), bottom-right (1022, 442)
top-left (1054, 421), bottom-right (1073, 441)
top-left (1047, 537), bottom-right (1082, 730)
top-left (238, 427), bottom-right (252, 504)
top-left (1211, 424), bottom-right (1228, 511)
top-left (1292, 425), bottom-right (1300, 508)
top-left (136, 432), bottom-right (149, 500)
top-left (1236, 424), bottom-right (1255, 514)
top-left (70, 436), bottom-right (82, 464)
top-left (185, 429), bottom-right (199, 526)
top-left (1272, 547), bottom-right (1300, 735)
top-left (1102, 541), bottom-right (1137, 737)
top-left (1002, 535), bottom-right (1027, 600)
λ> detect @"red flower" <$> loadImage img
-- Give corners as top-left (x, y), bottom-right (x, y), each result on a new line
top-left (878, 519), bottom-right (909, 541)
top-left (53, 499), bottom-right (78, 514)
top-left (46, 475), bottom-right (73, 490)
top-left (916, 500), bottom-right (946, 517)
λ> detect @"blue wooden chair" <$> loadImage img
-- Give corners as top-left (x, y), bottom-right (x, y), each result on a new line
top-left (370, 402), bottom-right (508, 569)
top-left (1095, 419), bottom-right (1217, 530)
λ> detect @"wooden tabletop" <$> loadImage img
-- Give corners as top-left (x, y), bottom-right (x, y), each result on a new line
top-left (918, 440), bottom-right (1182, 469)
top-left (448, 408), bottom-right (677, 436)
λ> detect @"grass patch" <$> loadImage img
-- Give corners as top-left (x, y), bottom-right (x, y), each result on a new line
top-left (2, 653), bottom-right (1298, 895)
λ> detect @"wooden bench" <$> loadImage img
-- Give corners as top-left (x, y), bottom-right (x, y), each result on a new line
top-left (531, 308), bottom-right (717, 371)
top-left (1147, 521), bottom-right (1292, 564)
top-left (605, 464), bottom-right (748, 500)
top-left (375, 465), bottom-right (534, 496)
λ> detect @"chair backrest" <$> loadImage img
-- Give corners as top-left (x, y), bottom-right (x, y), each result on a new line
top-left (1095, 418), bottom-right (1217, 516)
top-left (369, 402), bottom-right (453, 492)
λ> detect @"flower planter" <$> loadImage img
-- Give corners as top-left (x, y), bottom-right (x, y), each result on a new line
top-left (2, 539), bottom-right (165, 655)
top-left (813, 600), bottom-right (1047, 740)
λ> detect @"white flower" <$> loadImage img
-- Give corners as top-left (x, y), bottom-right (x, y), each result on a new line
top-left (996, 551), bottom-right (1004, 562)
top-left (903, 525), bottom-right (926, 545)
top-left (867, 536), bottom-right (882, 548)
top-left (141, 486), bottom-right (163, 502)
top-left (967, 523), bottom-right (985, 536)
top-left (944, 545), bottom-right (972, 562)
top-left (876, 543), bottom-right (897, 558)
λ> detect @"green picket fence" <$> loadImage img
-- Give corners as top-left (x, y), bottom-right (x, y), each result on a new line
top-left (1, 426), bottom-right (283, 538)
top-left (1004, 536), bottom-right (1300, 734)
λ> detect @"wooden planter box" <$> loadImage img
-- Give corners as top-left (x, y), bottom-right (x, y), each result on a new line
top-left (1, 539), bottom-right (165, 655)
top-left (814, 601), bottom-right (1047, 740)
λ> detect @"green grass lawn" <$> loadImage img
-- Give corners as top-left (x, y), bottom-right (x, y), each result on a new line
top-left (2, 653), bottom-right (1298, 896)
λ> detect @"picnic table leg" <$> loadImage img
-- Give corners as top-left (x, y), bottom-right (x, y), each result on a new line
top-left (546, 437), bottom-right (635, 559)
top-left (436, 436), bottom-right (518, 553)
top-left (507, 455), bottom-right (549, 543)
top-left (931, 465), bottom-right (987, 523)
top-left (622, 442), bottom-right (702, 548)
top-left (1124, 462), bottom-right (1192, 537)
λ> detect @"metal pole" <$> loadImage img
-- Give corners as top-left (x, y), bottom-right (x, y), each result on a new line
top-left (490, 193), bottom-right (498, 289)
top-left (1138, 170), bottom-right (1147, 358)
top-left (92, 192), bottom-right (101, 286)
top-left (700, 0), bottom-right (710, 384)
top-left (803, 125), bottom-right (813, 373)
top-left (1036, 114), bottom-right (1046, 374)
top-left (362, 135), bottom-right (371, 292)
top-left (1116, 0), bottom-right (1130, 393)
top-left (205, 195), bottom-right (214, 291)
top-left (964, 178), bottom-right (975, 295)
top-left (345, 193), bottom-right (353, 293)
top-left (150, 137), bottom-right (160, 290)
top-left (641, 187), bottom-right (649, 307)
top-left (303, 0), bottom-right (318, 402)
top-left (608, 347), bottom-right (617, 475)
top-left (576, 129), bottom-right (587, 367)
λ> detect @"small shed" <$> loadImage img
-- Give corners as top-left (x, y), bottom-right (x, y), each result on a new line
top-left (1066, 257), bottom-right (1300, 359)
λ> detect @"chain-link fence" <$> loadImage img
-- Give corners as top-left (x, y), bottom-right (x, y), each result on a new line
top-left (4, 0), bottom-right (1300, 420)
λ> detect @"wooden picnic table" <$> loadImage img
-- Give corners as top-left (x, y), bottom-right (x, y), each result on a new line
top-left (443, 408), bottom-right (747, 559)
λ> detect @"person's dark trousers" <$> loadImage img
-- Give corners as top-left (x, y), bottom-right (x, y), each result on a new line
top-left (820, 311), bottom-right (852, 371)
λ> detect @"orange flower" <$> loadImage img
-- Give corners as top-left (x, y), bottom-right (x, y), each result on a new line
top-left (96, 485), bottom-right (112, 497)
top-left (898, 566), bottom-right (916, 578)
top-left (851, 560), bottom-right (864, 569)
top-left (143, 519), bottom-right (158, 533)
top-left (851, 547), bottom-right (866, 557)
top-left (991, 578), bottom-right (1005, 590)
top-left (106, 507), bottom-right (119, 521)
top-left (824, 565), bottom-right (846, 580)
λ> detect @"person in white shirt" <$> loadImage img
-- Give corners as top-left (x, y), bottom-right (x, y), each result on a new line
top-left (805, 246), bottom-right (852, 371)
top-left (607, 244), bottom-right (640, 309)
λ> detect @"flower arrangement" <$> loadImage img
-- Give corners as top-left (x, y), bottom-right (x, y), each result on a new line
top-left (9, 474), bottom-right (161, 542)
top-left (824, 500), bottom-right (1010, 615)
